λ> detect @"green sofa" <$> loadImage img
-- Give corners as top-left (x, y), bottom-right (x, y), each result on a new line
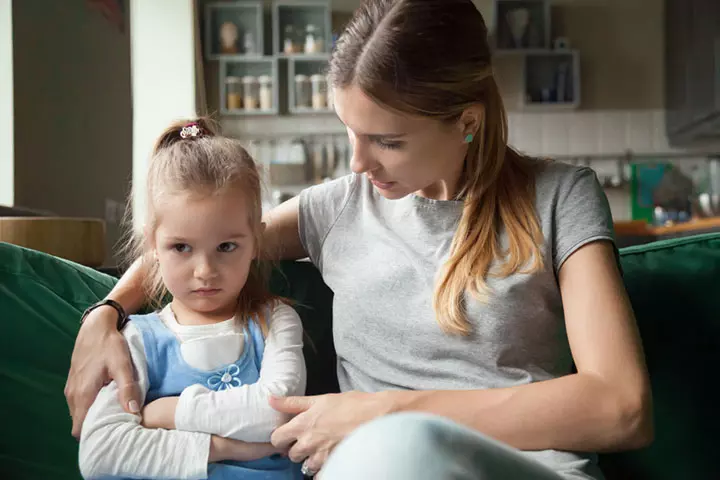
top-left (1, 233), bottom-right (718, 480)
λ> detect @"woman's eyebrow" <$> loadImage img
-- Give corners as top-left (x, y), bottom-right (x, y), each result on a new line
top-left (366, 132), bottom-right (408, 139)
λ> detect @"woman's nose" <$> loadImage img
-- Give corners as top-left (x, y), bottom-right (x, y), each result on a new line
top-left (350, 141), bottom-right (373, 174)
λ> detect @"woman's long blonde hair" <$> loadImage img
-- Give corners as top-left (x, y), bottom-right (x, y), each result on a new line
top-left (330, 0), bottom-right (545, 335)
top-left (122, 118), bottom-right (277, 334)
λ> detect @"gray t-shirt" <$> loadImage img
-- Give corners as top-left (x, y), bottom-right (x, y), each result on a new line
top-left (298, 159), bottom-right (614, 479)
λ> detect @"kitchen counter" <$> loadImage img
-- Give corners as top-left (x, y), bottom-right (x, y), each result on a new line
top-left (614, 217), bottom-right (720, 247)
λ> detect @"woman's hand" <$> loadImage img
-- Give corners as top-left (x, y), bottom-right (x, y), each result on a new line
top-left (269, 391), bottom-right (394, 474)
top-left (141, 396), bottom-right (179, 430)
top-left (65, 305), bottom-right (141, 438)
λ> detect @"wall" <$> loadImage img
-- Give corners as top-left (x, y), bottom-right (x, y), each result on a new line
top-left (130, 0), bottom-right (197, 230)
top-left (220, 0), bottom-right (671, 154)
top-left (0, 0), bottom-right (13, 206)
top-left (493, 0), bottom-right (665, 110)
top-left (210, 0), bottom-right (717, 221)
top-left (12, 0), bottom-right (132, 264)
top-left (555, 0), bottom-right (664, 110)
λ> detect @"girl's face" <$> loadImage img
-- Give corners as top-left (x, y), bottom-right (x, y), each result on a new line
top-left (334, 84), bottom-right (479, 201)
top-left (151, 188), bottom-right (258, 323)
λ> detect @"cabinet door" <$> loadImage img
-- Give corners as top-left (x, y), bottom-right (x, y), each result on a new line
top-left (665, 0), bottom-right (693, 135)
top-left (686, 0), bottom-right (720, 125)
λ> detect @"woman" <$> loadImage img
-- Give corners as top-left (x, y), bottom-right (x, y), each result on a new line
top-left (65, 0), bottom-right (653, 478)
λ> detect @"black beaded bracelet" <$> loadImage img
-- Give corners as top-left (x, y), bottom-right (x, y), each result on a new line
top-left (80, 299), bottom-right (130, 331)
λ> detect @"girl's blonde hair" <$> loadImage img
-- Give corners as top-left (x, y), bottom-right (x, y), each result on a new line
top-left (123, 117), bottom-right (277, 334)
top-left (330, 0), bottom-right (545, 335)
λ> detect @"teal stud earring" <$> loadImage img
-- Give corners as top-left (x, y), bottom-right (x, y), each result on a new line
top-left (464, 133), bottom-right (474, 143)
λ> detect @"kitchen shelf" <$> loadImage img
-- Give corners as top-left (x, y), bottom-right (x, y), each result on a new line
top-left (491, 0), bottom-right (580, 110)
top-left (272, 1), bottom-right (332, 56)
top-left (287, 56), bottom-right (334, 115)
top-left (522, 50), bottom-right (580, 109)
top-left (205, 2), bottom-right (264, 60)
top-left (219, 57), bottom-right (279, 116)
top-left (208, 2), bottom-right (333, 117)
top-left (493, 0), bottom-right (551, 51)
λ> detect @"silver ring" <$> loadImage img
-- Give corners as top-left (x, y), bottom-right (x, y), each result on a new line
top-left (301, 460), bottom-right (316, 477)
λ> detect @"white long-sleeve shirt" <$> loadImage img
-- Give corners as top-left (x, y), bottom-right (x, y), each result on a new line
top-left (79, 302), bottom-right (306, 480)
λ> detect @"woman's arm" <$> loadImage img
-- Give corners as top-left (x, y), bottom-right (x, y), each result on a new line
top-left (262, 196), bottom-right (307, 261)
top-left (172, 303), bottom-right (307, 442)
top-left (270, 241), bottom-right (653, 468)
top-left (78, 322), bottom-right (211, 479)
top-left (383, 240), bottom-right (653, 452)
top-left (65, 258), bottom-right (149, 436)
top-left (66, 196), bottom-right (306, 436)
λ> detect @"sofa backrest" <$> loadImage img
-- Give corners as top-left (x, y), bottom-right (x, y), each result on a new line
top-left (1, 233), bottom-right (719, 479)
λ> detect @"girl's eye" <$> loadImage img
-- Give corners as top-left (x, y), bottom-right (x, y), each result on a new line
top-left (173, 244), bottom-right (191, 253)
top-left (376, 139), bottom-right (404, 150)
top-left (218, 242), bottom-right (238, 253)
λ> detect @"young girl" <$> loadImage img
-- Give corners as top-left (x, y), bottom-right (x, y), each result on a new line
top-left (78, 119), bottom-right (306, 479)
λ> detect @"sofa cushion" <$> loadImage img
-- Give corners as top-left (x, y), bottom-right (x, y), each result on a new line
top-left (0, 242), bottom-right (116, 479)
top-left (599, 232), bottom-right (720, 480)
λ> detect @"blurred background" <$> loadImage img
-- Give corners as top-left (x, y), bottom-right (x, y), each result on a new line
top-left (0, 0), bottom-right (718, 267)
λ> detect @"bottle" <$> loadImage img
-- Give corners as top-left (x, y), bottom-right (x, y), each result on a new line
top-left (243, 31), bottom-right (256, 55)
top-left (304, 24), bottom-right (323, 53)
top-left (283, 25), bottom-right (297, 54)
top-left (326, 75), bottom-right (334, 110)
top-left (258, 75), bottom-right (273, 110)
top-left (311, 74), bottom-right (328, 110)
top-left (225, 76), bottom-right (242, 110)
top-left (242, 76), bottom-right (259, 110)
top-left (294, 74), bottom-right (311, 109)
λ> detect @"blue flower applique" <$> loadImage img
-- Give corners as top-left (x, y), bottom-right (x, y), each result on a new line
top-left (207, 364), bottom-right (242, 391)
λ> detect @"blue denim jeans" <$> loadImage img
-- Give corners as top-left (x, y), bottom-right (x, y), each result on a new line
top-left (321, 412), bottom-right (597, 480)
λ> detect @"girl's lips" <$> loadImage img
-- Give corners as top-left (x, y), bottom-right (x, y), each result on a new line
top-left (193, 288), bottom-right (221, 297)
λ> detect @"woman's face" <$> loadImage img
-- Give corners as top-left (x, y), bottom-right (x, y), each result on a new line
top-left (334, 84), bottom-right (478, 201)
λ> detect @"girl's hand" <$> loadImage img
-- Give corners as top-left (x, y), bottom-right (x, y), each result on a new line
top-left (269, 391), bottom-right (393, 474)
top-left (65, 305), bottom-right (141, 438)
top-left (141, 396), bottom-right (179, 430)
top-left (210, 436), bottom-right (286, 463)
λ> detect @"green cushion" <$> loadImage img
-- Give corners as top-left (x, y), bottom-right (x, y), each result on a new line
top-left (1, 233), bottom-right (719, 479)
top-left (599, 233), bottom-right (720, 479)
top-left (0, 242), bottom-right (116, 479)
top-left (267, 261), bottom-right (338, 397)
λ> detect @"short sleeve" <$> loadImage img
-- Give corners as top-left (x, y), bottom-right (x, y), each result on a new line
top-left (553, 167), bottom-right (616, 272)
top-left (298, 174), bottom-right (358, 270)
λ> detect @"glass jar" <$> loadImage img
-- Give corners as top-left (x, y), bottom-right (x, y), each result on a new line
top-left (283, 25), bottom-right (300, 54)
top-left (294, 74), bottom-right (311, 109)
top-left (326, 75), bottom-right (334, 111)
top-left (225, 76), bottom-right (242, 110)
top-left (258, 75), bottom-right (273, 111)
top-left (242, 76), bottom-right (259, 110)
top-left (310, 74), bottom-right (327, 110)
top-left (304, 24), bottom-right (324, 54)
